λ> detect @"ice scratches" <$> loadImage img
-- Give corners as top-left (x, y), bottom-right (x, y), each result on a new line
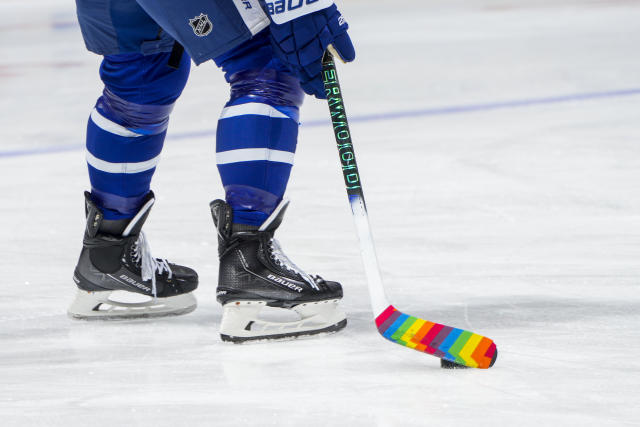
top-left (0, 312), bottom-right (64, 323)
top-left (423, 296), bottom-right (640, 330)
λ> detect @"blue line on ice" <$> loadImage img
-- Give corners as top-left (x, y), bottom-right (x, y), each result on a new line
top-left (2, 87), bottom-right (640, 159)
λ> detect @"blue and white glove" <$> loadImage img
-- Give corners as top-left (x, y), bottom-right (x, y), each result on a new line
top-left (266, 1), bottom-right (355, 99)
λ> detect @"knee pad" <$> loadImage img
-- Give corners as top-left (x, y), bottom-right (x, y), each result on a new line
top-left (216, 31), bottom-right (304, 113)
top-left (228, 67), bottom-right (304, 114)
top-left (97, 51), bottom-right (190, 134)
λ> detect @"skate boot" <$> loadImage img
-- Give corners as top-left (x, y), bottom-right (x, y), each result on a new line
top-left (68, 191), bottom-right (198, 319)
top-left (210, 199), bottom-right (347, 342)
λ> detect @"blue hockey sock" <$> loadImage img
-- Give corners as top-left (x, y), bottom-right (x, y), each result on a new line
top-left (85, 52), bottom-right (190, 220)
top-left (215, 32), bottom-right (304, 226)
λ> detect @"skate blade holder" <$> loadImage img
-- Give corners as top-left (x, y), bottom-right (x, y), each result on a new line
top-left (68, 289), bottom-right (197, 320)
top-left (220, 299), bottom-right (345, 341)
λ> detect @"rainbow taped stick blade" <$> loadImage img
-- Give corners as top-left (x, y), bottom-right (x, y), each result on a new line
top-left (375, 305), bottom-right (498, 369)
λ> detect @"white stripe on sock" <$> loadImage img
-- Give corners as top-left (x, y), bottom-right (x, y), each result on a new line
top-left (216, 148), bottom-right (295, 165)
top-left (86, 150), bottom-right (161, 174)
top-left (219, 103), bottom-right (289, 120)
top-left (90, 109), bottom-right (142, 138)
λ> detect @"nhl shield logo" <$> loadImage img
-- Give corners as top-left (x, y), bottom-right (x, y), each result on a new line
top-left (189, 13), bottom-right (213, 37)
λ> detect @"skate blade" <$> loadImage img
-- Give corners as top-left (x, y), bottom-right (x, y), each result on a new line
top-left (221, 318), bottom-right (347, 343)
top-left (67, 289), bottom-right (197, 320)
top-left (219, 299), bottom-right (347, 343)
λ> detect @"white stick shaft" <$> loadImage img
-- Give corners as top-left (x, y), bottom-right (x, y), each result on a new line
top-left (349, 195), bottom-right (390, 316)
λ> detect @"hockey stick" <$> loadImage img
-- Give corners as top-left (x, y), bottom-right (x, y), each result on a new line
top-left (321, 50), bottom-right (497, 369)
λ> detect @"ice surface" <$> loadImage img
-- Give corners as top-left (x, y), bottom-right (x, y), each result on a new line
top-left (1, 0), bottom-right (640, 425)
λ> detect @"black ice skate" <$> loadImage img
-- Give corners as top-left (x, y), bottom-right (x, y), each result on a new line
top-left (68, 192), bottom-right (198, 319)
top-left (210, 199), bottom-right (347, 342)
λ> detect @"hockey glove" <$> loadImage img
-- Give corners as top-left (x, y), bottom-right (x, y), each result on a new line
top-left (268, 3), bottom-right (355, 99)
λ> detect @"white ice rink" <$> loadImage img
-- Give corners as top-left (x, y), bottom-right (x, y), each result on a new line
top-left (2, 0), bottom-right (640, 425)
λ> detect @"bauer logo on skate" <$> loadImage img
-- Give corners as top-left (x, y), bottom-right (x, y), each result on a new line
top-left (267, 274), bottom-right (303, 292)
top-left (118, 274), bottom-right (151, 292)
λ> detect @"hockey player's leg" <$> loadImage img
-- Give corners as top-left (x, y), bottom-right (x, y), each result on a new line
top-left (210, 33), bottom-right (346, 341)
top-left (69, 51), bottom-right (198, 320)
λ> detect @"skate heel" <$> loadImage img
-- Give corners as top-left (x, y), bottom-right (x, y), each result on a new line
top-left (220, 299), bottom-right (347, 343)
top-left (67, 289), bottom-right (197, 320)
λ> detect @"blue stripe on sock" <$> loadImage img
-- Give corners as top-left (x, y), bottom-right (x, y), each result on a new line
top-left (216, 116), bottom-right (298, 153)
top-left (90, 187), bottom-right (149, 220)
top-left (217, 161), bottom-right (292, 198)
top-left (224, 184), bottom-right (281, 226)
top-left (88, 164), bottom-right (156, 199)
top-left (232, 210), bottom-right (269, 226)
top-left (86, 119), bottom-right (165, 163)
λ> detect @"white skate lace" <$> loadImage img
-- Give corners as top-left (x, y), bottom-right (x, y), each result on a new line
top-left (268, 238), bottom-right (319, 290)
top-left (132, 231), bottom-right (173, 299)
